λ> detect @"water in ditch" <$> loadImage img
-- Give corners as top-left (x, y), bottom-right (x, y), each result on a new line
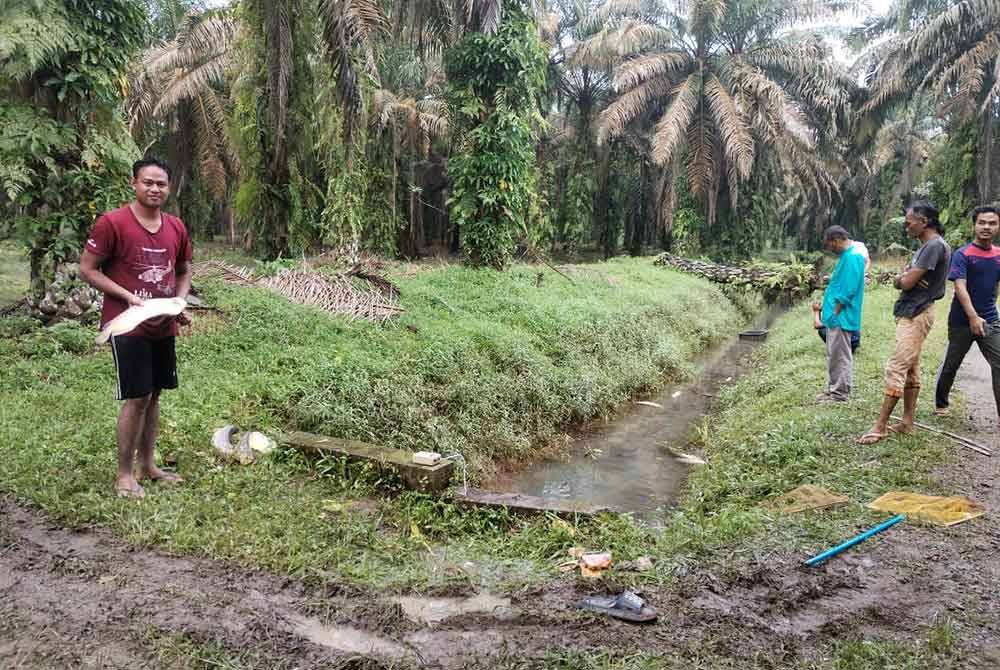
top-left (491, 307), bottom-right (783, 525)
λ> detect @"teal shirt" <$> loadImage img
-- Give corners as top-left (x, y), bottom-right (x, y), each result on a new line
top-left (821, 248), bottom-right (866, 332)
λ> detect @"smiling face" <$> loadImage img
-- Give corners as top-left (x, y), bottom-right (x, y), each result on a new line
top-left (973, 211), bottom-right (1000, 246)
top-left (132, 165), bottom-right (170, 209)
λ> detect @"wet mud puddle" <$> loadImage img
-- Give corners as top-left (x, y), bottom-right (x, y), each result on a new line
top-left (493, 308), bottom-right (782, 524)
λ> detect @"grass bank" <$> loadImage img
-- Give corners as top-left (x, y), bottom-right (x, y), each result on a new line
top-left (0, 257), bottom-right (753, 587)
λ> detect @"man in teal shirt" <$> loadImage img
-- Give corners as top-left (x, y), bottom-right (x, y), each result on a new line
top-left (817, 226), bottom-right (866, 402)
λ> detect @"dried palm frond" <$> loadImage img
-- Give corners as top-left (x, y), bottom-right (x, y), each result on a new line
top-left (649, 72), bottom-right (700, 166)
top-left (260, 270), bottom-right (403, 322)
top-left (598, 75), bottom-right (674, 142)
top-left (194, 261), bottom-right (403, 322)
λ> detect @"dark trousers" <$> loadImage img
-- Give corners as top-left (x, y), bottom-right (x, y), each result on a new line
top-left (934, 323), bottom-right (1000, 414)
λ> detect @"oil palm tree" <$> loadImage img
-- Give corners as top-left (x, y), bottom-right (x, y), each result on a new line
top-left (372, 78), bottom-right (449, 256)
top-left (128, 7), bottom-right (237, 208)
top-left (582, 0), bottom-right (856, 230)
top-left (865, 0), bottom-right (1000, 201)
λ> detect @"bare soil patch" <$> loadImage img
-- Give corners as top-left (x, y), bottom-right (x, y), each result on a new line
top-left (2, 351), bottom-right (998, 668)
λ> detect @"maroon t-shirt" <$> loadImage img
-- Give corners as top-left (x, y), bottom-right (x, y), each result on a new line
top-left (85, 205), bottom-right (193, 339)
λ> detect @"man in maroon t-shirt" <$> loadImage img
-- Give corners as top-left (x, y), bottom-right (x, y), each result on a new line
top-left (80, 158), bottom-right (193, 498)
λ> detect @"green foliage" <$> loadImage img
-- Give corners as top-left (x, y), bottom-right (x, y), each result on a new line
top-left (557, 158), bottom-right (595, 252)
top-left (656, 287), bottom-right (952, 564)
top-left (0, 257), bottom-right (744, 588)
top-left (445, 2), bottom-right (547, 269)
top-left (0, 0), bottom-right (77, 79)
top-left (925, 121), bottom-right (978, 242)
top-left (0, 0), bottom-right (145, 291)
top-left (745, 260), bottom-right (818, 301)
top-left (48, 319), bottom-right (93, 354)
top-left (320, 155), bottom-right (398, 255)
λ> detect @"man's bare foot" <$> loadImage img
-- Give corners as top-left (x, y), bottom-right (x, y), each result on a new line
top-left (137, 466), bottom-right (183, 485)
top-left (114, 476), bottom-right (145, 499)
top-left (888, 422), bottom-right (916, 435)
top-left (934, 407), bottom-right (951, 417)
top-left (857, 429), bottom-right (889, 445)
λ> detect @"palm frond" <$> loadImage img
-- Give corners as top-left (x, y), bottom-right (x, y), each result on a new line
top-left (192, 94), bottom-right (227, 199)
top-left (688, 0), bottom-right (724, 41)
top-left (597, 75), bottom-right (673, 143)
top-left (650, 71), bottom-right (700, 166)
top-left (685, 110), bottom-right (715, 198)
top-left (613, 51), bottom-right (691, 90)
top-left (319, 0), bottom-right (388, 149)
top-left (933, 30), bottom-right (999, 110)
top-left (704, 72), bottom-right (753, 183)
top-left (152, 55), bottom-right (230, 117)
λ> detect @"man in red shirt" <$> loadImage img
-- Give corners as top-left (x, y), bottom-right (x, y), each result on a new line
top-left (80, 158), bottom-right (193, 498)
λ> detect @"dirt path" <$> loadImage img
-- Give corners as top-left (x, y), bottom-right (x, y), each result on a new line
top-left (2, 353), bottom-right (999, 668)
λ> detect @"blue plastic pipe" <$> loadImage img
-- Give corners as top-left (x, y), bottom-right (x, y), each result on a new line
top-left (804, 514), bottom-right (906, 567)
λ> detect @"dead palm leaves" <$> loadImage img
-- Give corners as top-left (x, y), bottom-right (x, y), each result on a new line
top-left (194, 260), bottom-right (403, 322)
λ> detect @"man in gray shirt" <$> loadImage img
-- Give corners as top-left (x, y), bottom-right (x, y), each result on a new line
top-left (859, 201), bottom-right (951, 444)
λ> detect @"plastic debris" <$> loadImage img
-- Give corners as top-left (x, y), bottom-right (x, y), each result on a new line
top-left (580, 551), bottom-right (612, 578)
top-left (246, 431), bottom-right (276, 455)
top-left (212, 426), bottom-right (275, 464)
top-left (211, 425), bottom-right (237, 458)
top-left (805, 514), bottom-right (905, 566)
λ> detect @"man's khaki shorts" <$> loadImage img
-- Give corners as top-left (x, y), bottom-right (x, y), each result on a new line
top-left (884, 309), bottom-right (935, 398)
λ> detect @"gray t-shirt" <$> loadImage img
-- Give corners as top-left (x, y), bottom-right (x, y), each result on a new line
top-left (893, 236), bottom-right (952, 318)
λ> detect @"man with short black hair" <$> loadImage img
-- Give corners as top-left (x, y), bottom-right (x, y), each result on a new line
top-left (79, 157), bottom-right (192, 498)
top-left (815, 226), bottom-right (866, 402)
top-left (934, 205), bottom-right (1000, 425)
top-left (859, 201), bottom-right (951, 444)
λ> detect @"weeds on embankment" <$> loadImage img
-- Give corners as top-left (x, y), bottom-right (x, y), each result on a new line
top-left (0, 258), bottom-right (753, 588)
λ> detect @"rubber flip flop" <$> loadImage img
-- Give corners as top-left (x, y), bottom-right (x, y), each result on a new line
top-left (579, 590), bottom-right (658, 623)
top-left (857, 432), bottom-right (888, 445)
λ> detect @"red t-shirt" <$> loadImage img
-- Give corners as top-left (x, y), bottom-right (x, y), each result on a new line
top-left (85, 205), bottom-right (193, 339)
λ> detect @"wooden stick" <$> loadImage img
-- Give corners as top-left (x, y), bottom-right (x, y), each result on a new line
top-left (891, 415), bottom-right (993, 456)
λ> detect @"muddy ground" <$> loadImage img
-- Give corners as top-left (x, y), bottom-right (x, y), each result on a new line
top-left (2, 350), bottom-right (999, 669)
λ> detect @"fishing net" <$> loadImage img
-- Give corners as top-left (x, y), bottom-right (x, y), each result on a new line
top-left (764, 485), bottom-right (849, 513)
top-left (868, 492), bottom-right (985, 527)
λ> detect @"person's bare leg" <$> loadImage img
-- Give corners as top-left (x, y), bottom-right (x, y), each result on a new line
top-left (116, 395), bottom-right (151, 497)
top-left (136, 390), bottom-right (182, 484)
top-left (889, 387), bottom-right (919, 434)
top-left (859, 395), bottom-right (899, 444)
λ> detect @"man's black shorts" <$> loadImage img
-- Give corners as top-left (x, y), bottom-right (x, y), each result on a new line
top-left (109, 335), bottom-right (178, 399)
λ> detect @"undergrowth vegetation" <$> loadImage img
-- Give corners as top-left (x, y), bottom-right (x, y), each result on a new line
top-left (0, 257), bottom-right (753, 587)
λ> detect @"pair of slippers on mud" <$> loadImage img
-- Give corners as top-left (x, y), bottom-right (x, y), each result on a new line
top-left (579, 590), bottom-right (657, 623)
top-left (115, 470), bottom-right (183, 499)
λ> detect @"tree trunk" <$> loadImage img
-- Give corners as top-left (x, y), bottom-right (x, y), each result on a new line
top-left (594, 144), bottom-right (613, 258)
top-left (979, 112), bottom-right (995, 202)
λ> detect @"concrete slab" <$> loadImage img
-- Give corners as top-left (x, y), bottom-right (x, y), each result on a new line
top-left (280, 431), bottom-right (454, 493)
top-left (454, 488), bottom-right (610, 517)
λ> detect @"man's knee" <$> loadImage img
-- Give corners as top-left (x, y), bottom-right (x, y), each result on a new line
top-left (123, 393), bottom-right (155, 411)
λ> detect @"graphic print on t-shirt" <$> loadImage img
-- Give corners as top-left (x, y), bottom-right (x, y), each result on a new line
top-left (134, 246), bottom-right (175, 298)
